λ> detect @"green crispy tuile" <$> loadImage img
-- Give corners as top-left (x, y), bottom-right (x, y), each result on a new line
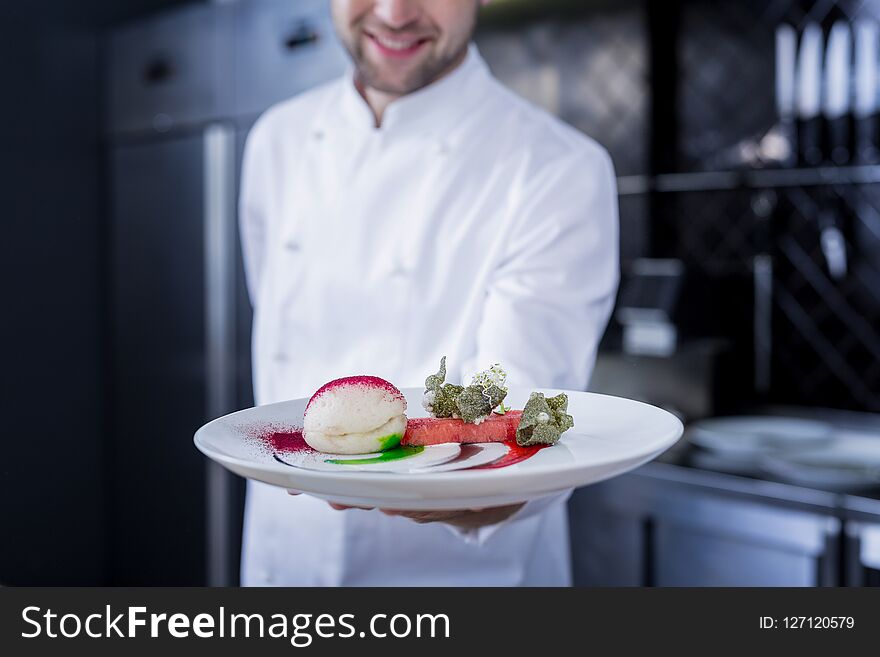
top-left (423, 357), bottom-right (509, 423)
top-left (455, 385), bottom-right (493, 423)
top-left (483, 384), bottom-right (507, 410)
top-left (515, 392), bottom-right (574, 446)
top-left (424, 356), bottom-right (463, 418)
top-left (424, 356), bottom-right (447, 392)
top-left (432, 384), bottom-right (463, 418)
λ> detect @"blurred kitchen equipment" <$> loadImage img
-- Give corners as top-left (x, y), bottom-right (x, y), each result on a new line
top-left (590, 340), bottom-right (725, 425)
top-left (853, 20), bottom-right (879, 164)
top-left (817, 198), bottom-right (849, 281)
top-left (688, 448), bottom-right (763, 475)
top-left (774, 23), bottom-right (798, 167)
top-left (615, 258), bottom-right (684, 357)
top-left (796, 22), bottom-right (824, 166)
top-left (852, 191), bottom-right (880, 292)
top-left (689, 416), bottom-right (834, 459)
top-left (687, 415), bottom-right (834, 476)
top-left (702, 23), bottom-right (795, 171)
top-left (752, 253), bottom-right (773, 394)
top-left (759, 431), bottom-right (880, 491)
top-left (822, 21), bottom-right (852, 165)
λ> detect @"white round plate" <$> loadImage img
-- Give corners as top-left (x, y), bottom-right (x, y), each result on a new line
top-left (194, 387), bottom-right (684, 510)
top-left (688, 416), bottom-right (833, 459)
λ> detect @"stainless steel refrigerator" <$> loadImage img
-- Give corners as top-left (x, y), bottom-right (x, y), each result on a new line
top-left (105, 0), bottom-right (346, 585)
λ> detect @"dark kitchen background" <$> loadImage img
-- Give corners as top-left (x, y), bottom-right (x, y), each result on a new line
top-left (3, 0), bottom-right (880, 586)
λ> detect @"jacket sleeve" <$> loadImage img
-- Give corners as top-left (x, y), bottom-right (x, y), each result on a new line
top-left (450, 145), bottom-right (620, 546)
top-left (460, 144), bottom-right (619, 390)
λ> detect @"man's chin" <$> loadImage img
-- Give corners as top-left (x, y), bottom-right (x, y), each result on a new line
top-left (359, 70), bottom-right (432, 96)
top-left (365, 79), bottom-right (423, 96)
top-left (355, 48), bottom-right (451, 95)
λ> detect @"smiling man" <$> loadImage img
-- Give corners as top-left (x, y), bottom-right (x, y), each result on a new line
top-left (337, 0), bottom-right (478, 119)
top-left (238, 0), bottom-right (619, 586)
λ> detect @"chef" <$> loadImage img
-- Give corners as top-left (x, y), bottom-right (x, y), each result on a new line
top-left (238, 0), bottom-right (618, 586)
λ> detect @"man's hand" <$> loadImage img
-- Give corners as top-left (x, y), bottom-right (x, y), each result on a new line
top-left (330, 502), bottom-right (525, 530)
top-left (286, 490), bottom-right (525, 530)
top-left (376, 504), bottom-right (525, 530)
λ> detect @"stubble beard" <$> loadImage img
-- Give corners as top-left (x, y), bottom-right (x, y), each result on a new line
top-left (350, 39), bottom-right (470, 96)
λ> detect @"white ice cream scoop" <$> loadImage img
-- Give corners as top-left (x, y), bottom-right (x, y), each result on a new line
top-left (303, 376), bottom-right (408, 454)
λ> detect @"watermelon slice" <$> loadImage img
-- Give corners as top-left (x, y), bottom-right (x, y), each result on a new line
top-left (402, 411), bottom-right (522, 446)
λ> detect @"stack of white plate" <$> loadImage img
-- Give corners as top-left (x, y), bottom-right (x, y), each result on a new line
top-left (688, 416), bottom-right (880, 491)
top-left (759, 431), bottom-right (880, 491)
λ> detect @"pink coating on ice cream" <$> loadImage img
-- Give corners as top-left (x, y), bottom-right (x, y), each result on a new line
top-left (306, 375), bottom-right (404, 411)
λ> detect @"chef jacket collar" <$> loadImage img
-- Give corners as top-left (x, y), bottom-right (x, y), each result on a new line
top-left (336, 42), bottom-right (491, 138)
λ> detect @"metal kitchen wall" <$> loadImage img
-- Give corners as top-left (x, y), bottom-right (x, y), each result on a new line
top-left (660, 0), bottom-right (880, 413)
top-left (478, 0), bottom-right (880, 415)
top-left (104, 0), bottom-right (346, 585)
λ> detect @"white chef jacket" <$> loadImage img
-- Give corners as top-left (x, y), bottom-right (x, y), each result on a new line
top-left (238, 44), bottom-right (619, 586)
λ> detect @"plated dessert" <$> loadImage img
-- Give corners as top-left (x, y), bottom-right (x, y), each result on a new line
top-left (195, 374), bottom-right (683, 509)
top-left (259, 357), bottom-right (575, 474)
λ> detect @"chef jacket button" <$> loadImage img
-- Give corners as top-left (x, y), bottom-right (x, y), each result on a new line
top-left (434, 140), bottom-right (449, 155)
top-left (273, 352), bottom-right (288, 363)
top-left (284, 239), bottom-right (301, 252)
top-left (312, 129), bottom-right (325, 141)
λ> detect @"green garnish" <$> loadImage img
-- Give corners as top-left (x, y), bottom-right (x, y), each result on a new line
top-left (455, 385), bottom-right (496, 423)
top-left (424, 356), bottom-right (448, 393)
top-left (494, 401), bottom-right (511, 415)
top-left (422, 357), bottom-right (509, 423)
top-left (515, 392), bottom-right (574, 446)
top-left (377, 433), bottom-right (402, 451)
top-left (326, 445), bottom-right (424, 465)
top-left (471, 363), bottom-right (508, 391)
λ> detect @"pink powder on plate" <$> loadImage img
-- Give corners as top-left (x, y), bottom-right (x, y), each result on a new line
top-left (264, 428), bottom-right (314, 455)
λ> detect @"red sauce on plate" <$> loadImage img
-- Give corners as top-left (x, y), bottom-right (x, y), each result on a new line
top-left (475, 440), bottom-right (549, 469)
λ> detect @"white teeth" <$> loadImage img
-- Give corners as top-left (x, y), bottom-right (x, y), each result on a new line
top-left (375, 35), bottom-right (418, 51)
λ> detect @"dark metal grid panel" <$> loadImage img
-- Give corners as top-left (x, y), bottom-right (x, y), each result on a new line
top-left (676, 0), bottom-right (880, 173)
top-left (772, 183), bottom-right (880, 411)
top-left (677, 1), bottom-right (775, 172)
top-left (654, 181), bottom-right (880, 411)
top-left (476, 5), bottom-right (649, 176)
top-left (667, 0), bottom-right (880, 412)
top-left (654, 188), bottom-right (767, 276)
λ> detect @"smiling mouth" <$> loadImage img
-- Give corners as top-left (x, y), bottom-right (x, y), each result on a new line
top-left (365, 31), bottom-right (431, 58)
